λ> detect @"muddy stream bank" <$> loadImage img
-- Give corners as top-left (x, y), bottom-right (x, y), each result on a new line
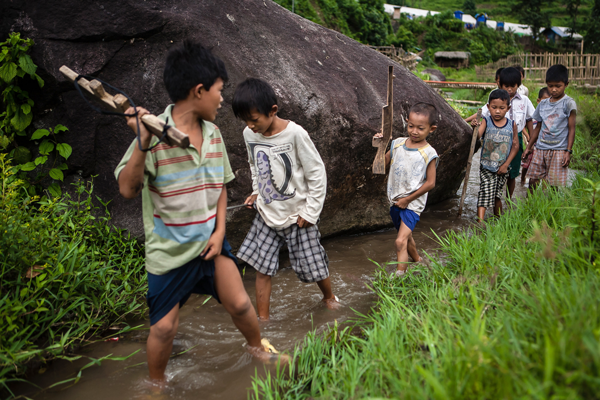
top-left (13, 153), bottom-right (532, 400)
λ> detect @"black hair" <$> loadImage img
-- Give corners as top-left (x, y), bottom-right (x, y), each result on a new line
top-left (538, 87), bottom-right (550, 99)
top-left (163, 40), bottom-right (228, 103)
top-left (232, 78), bottom-right (277, 120)
top-left (512, 64), bottom-right (525, 78)
top-left (488, 89), bottom-right (510, 106)
top-left (546, 64), bottom-right (569, 84)
top-left (495, 67), bottom-right (505, 80)
top-left (409, 102), bottom-right (438, 126)
top-left (499, 67), bottom-right (522, 88)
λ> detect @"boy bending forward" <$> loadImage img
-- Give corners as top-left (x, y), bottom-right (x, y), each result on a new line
top-left (233, 78), bottom-right (338, 321)
top-left (375, 103), bottom-right (439, 276)
top-left (115, 42), bottom-right (278, 384)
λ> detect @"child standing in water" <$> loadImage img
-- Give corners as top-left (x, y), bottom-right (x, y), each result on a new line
top-left (115, 41), bottom-right (282, 385)
top-left (374, 103), bottom-right (439, 276)
top-left (476, 89), bottom-right (519, 221)
top-left (232, 78), bottom-right (338, 321)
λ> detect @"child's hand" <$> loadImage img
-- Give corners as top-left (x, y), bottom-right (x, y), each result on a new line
top-left (202, 230), bottom-right (224, 260)
top-left (522, 148), bottom-right (532, 161)
top-left (562, 151), bottom-right (571, 167)
top-left (497, 164), bottom-right (509, 175)
top-left (244, 194), bottom-right (258, 209)
top-left (469, 119), bottom-right (480, 127)
top-left (297, 216), bottom-right (314, 229)
top-left (373, 132), bottom-right (383, 139)
top-left (124, 107), bottom-right (152, 147)
top-left (395, 197), bottom-right (410, 209)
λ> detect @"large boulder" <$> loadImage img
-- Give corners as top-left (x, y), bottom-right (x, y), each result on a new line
top-left (1, 0), bottom-right (472, 245)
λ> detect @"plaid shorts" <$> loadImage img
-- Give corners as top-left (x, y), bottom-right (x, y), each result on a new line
top-left (478, 166), bottom-right (508, 209)
top-left (236, 213), bottom-right (329, 283)
top-left (526, 148), bottom-right (568, 187)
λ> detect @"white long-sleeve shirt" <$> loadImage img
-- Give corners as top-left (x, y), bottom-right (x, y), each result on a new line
top-left (243, 121), bottom-right (327, 229)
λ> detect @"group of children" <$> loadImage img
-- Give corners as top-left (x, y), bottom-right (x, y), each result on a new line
top-left (465, 64), bottom-right (576, 221)
top-left (114, 41), bottom-right (576, 384)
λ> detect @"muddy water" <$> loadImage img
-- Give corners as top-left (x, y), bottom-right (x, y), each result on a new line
top-left (14, 153), bottom-right (533, 400)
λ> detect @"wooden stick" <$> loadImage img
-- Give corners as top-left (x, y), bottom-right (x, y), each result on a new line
top-left (372, 65), bottom-right (394, 174)
top-left (457, 108), bottom-right (482, 217)
top-left (59, 65), bottom-right (190, 148)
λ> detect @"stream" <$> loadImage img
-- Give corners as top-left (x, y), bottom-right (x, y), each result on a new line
top-left (13, 152), bottom-right (539, 399)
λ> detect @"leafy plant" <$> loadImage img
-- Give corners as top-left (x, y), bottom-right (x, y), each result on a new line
top-left (0, 32), bottom-right (44, 150)
top-left (0, 154), bottom-right (147, 392)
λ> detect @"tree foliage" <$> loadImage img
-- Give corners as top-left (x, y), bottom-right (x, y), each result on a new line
top-left (584, 0), bottom-right (600, 52)
top-left (511, 0), bottom-right (553, 41)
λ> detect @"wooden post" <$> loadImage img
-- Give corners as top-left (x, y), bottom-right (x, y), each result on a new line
top-left (59, 65), bottom-right (189, 148)
top-left (457, 108), bottom-right (482, 217)
top-left (372, 66), bottom-right (394, 175)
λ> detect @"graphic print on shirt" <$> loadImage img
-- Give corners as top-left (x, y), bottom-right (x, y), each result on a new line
top-left (249, 142), bottom-right (296, 204)
top-left (540, 112), bottom-right (559, 145)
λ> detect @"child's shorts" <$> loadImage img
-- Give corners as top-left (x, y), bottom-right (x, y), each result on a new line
top-left (526, 148), bottom-right (568, 187)
top-left (146, 238), bottom-right (237, 326)
top-left (478, 167), bottom-right (509, 209)
top-left (389, 205), bottom-right (420, 232)
top-left (237, 213), bottom-right (329, 283)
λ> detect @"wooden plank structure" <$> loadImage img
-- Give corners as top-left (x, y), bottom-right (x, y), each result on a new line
top-left (372, 66), bottom-right (394, 175)
top-left (457, 108), bottom-right (482, 216)
top-left (425, 80), bottom-right (498, 90)
top-left (476, 53), bottom-right (600, 85)
top-left (59, 65), bottom-right (190, 148)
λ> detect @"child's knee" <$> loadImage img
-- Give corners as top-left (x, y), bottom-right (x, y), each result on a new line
top-left (151, 318), bottom-right (178, 342)
top-left (227, 296), bottom-right (252, 318)
top-left (395, 236), bottom-right (409, 250)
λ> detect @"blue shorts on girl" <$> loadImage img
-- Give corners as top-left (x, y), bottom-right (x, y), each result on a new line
top-left (387, 138), bottom-right (438, 231)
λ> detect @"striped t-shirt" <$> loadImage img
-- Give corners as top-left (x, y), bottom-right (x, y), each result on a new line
top-left (114, 105), bottom-right (235, 275)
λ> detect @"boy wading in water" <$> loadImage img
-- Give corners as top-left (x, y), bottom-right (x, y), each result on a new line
top-left (374, 103), bottom-right (439, 276)
top-left (523, 64), bottom-right (577, 191)
top-left (115, 42), bottom-right (283, 385)
top-left (232, 78), bottom-right (338, 321)
top-left (476, 89), bottom-right (519, 222)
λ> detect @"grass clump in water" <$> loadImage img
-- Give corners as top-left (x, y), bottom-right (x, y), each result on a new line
top-left (0, 154), bottom-right (147, 395)
top-left (251, 172), bottom-right (600, 399)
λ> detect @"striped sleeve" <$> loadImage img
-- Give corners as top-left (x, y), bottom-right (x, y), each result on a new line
top-left (114, 138), bottom-right (158, 182)
top-left (218, 134), bottom-right (235, 184)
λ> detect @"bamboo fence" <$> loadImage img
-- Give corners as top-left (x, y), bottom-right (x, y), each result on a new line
top-left (476, 53), bottom-right (600, 85)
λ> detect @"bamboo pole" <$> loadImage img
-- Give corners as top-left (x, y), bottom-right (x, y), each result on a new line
top-left (458, 109), bottom-right (482, 217)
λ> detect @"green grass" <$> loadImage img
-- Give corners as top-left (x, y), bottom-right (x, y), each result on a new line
top-left (0, 154), bottom-right (147, 397)
top-left (251, 172), bottom-right (600, 399)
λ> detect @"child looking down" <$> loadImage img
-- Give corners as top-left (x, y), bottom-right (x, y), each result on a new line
top-left (232, 78), bottom-right (338, 322)
top-left (476, 89), bottom-right (519, 222)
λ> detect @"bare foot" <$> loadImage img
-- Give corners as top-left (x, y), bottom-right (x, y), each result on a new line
top-left (321, 295), bottom-right (341, 310)
top-left (395, 269), bottom-right (407, 277)
top-left (247, 344), bottom-right (291, 366)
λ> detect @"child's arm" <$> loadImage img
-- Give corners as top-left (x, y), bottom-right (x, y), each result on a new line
top-left (118, 107), bottom-right (152, 198)
top-left (477, 118), bottom-right (487, 139)
top-left (563, 110), bottom-right (577, 167)
top-left (296, 130), bottom-right (327, 228)
top-left (523, 121), bottom-right (541, 160)
top-left (523, 119), bottom-right (533, 142)
top-left (202, 186), bottom-right (227, 260)
top-left (498, 122), bottom-right (519, 175)
top-left (395, 160), bottom-right (436, 209)
top-left (243, 142), bottom-right (259, 209)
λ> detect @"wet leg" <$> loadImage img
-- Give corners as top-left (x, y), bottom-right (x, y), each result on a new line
top-left (214, 255), bottom-right (262, 347)
top-left (477, 206), bottom-right (486, 222)
top-left (255, 271), bottom-right (272, 321)
top-left (507, 178), bottom-right (516, 199)
top-left (521, 168), bottom-right (528, 185)
top-left (316, 277), bottom-right (339, 309)
top-left (147, 303), bottom-right (179, 382)
top-left (395, 222), bottom-right (413, 274)
top-left (407, 233), bottom-right (421, 262)
top-left (493, 197), bottom-right (503, 217)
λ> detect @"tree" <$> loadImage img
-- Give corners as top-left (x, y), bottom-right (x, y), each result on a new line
top-left (585, 0), bottom-right (600, 53)
top-left (565, 0), bottom-right (581, 50)
top-left (462, 0), bottom-right (477, 16)
top-left (511, 0), bottom-right (552, 41)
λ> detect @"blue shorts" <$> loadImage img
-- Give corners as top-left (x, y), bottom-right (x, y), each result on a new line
top-left (389, 206), bottom-right (420, 232)
top-left (146, 238), bottom-right (237, 326)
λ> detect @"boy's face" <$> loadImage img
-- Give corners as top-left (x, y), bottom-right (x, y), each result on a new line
top-left (537, 93), bottom-right (551, 104)
top-left (546, 81), bottom-right (567, 99)
top-left (242, 107), bottom-right (276, 135)
top-left (500, 84), bottom-right (518, 98)
top-left (488, 98), bottom-right (510, 122)
top-left (406, 112), bottom-right (436, 143)
top-left (196, 78), bottom-right (224, 122)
